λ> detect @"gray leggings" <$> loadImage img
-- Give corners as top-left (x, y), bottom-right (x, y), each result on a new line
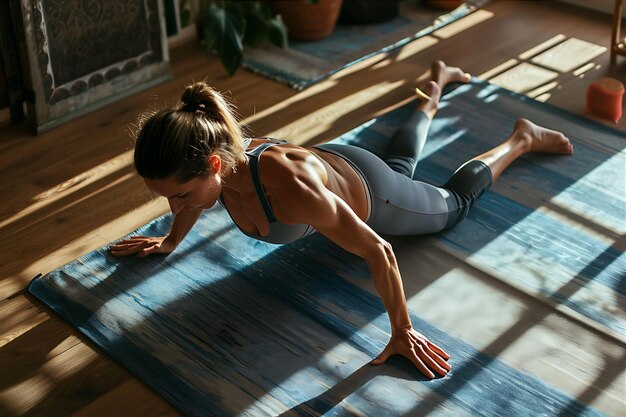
top-left (315, 111), bottom-right (492, 235)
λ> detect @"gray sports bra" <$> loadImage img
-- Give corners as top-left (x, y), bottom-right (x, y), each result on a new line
top-left (219, 139), bottom-right (316, 244)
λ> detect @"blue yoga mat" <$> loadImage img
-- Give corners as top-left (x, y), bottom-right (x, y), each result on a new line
top-left (29, 212), bottom-right (605, 416)
top-left (29, 80), bottom-right (621, 416)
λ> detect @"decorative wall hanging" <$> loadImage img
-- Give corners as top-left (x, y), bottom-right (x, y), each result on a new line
top-left (15, 0), bottom-right (171, 133)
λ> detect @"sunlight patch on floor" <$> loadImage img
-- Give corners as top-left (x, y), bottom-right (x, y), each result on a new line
top-left (241, 79), bottom-right (340, 128)
top-left (267, 80), bottom-right (406, 145)
top-left (488, 62), bottom-right (558, 94)
top-left (527, 81), bottom-right (560, 99)
top-left (531, 38), bottom-right (607, 73)
top-left (478, 58), bottom-right (519, 80)
top-left (573, 62), bottom-right (598, 77)
top-left (0, 150), bottom-right (134, 232)
top-left (0, 343), bottom-right (97, 415)
top-left (533, 92), bottom-right (552, 102)
top-left (518, 34), bottom-right (567, 60)
top-left (31, 150), bottom-right (134, 203)
top-left (8, 171), bottom-right (135, 231)
top-left (0, 295), bottom-right (49, 348)
top-left (479, 36), bottom-right (609, 105)
top-left (0, 374), bottom-right (54, 415)
top-left (432, 9), bottom-right (494, 40)
top-left (394, 35), bottom-right (439, 61)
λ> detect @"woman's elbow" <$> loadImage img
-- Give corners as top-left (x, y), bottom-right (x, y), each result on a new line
top-left (366, 239), bottom-right (397, 271)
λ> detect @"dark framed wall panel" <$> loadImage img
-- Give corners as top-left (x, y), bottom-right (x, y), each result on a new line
top-left (18, 0), bottom-right (172, 133)
top-left (0, 0), bottom-right (26, 122)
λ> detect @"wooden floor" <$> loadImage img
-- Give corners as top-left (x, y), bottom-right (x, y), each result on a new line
top-left (1, 1), bottom-right (624, 416)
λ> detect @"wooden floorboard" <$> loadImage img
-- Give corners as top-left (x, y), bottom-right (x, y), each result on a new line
top-left (1, 1), bottom-right (624, 416)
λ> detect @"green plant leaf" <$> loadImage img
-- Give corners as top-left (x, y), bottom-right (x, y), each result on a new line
top-left (242, 1), bottom-right (269, 47)
top-left (267, 14), bottom-right (289, 49)
top-left (204, 2), bottom-right (245, 75)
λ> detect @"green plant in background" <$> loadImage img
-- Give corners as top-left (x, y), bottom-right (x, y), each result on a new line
top-left (201, 0), bottom-right (289, 75)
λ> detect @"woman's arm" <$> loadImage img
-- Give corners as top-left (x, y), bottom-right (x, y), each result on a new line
top-left (264, 152), bottom-right (451, 378)
top-left (166, 207), bottom-right (205, 246)
top-left (109, 207), bottom-right (203, 257)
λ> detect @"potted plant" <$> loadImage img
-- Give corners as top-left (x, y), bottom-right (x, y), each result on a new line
top-left (269, 0), bottom-right (343, 41)
top-left (200, 0), bottom-right (289, 75)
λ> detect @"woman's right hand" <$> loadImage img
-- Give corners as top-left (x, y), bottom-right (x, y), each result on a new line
top-left (109, 235), bottom-right (176, 257)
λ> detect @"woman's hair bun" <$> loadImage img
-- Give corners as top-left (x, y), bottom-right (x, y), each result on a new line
top-left (180, 82), bottom-right (215, 113)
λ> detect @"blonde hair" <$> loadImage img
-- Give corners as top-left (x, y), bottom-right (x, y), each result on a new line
top-left (134, 82), bottom-right (246, 182)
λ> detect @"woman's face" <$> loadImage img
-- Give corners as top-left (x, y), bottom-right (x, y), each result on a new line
top-left (144, 169), bottom-right (222, 214)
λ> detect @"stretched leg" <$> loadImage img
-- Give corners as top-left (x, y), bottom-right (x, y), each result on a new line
top-left (384, 60), bottom-right (471, 178)
top-left (471, 118), bottom-right (573, 182)
top-left (442, 118), bottom-right (574, 229)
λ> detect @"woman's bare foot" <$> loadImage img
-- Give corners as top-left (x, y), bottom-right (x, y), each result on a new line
top-left (416, 81), bottom-right (441, 118)
top-left (413, 60), bottom-right (470, 118)
top-left (431, 60), bottom-right (471, 89)
top-left (471, 118), bottom-right (573, 182)
top-left (512, 118), bottom-right (574, 155)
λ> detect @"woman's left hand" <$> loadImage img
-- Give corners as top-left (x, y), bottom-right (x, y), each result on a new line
top-left (371, 327), bottom-right (451, 379)
top-left (109, 235), bottom-right (177, 257)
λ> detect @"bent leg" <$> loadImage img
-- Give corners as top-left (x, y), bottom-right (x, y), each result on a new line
top-left (383, 109), bottom-right (432, 178)
top-left (384, 61), bottom-right (471, 178)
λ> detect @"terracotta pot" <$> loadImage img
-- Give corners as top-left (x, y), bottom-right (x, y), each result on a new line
top-left (270, 0), bottom-right (344, 42)
top-left (420, 0), bottom-right (465, 10)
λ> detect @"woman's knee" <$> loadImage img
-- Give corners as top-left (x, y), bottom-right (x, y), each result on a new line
top-left (441, 160), bottom-right (493, 229)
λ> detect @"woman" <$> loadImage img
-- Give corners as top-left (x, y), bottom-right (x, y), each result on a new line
top-left (110, 61), bottom-right (574, 379)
